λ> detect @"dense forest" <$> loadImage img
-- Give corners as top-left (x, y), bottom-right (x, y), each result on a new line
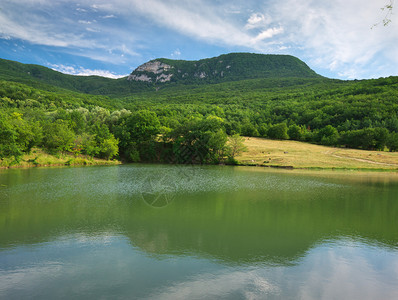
top-left (1, 54), bottom-right (398, 166)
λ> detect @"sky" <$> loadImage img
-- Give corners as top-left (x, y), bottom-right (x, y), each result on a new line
top-left (0, 0), bottom-right (397, 79)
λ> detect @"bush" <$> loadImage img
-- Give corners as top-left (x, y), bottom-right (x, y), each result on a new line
top-left (267, 123), bottom-right (289, 140)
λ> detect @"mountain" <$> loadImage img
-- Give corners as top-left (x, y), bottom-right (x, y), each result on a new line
top-left (0, 58), bottom-right (137, 95)
top-left (128, 53), bottom-right (321, 84)
top-left (0, 53), bottom-right (321, 96)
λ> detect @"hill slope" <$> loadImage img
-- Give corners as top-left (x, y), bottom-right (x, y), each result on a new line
top-left (0, 53), bottom-right (321, 96)
top-left (0, 58), bottom-right (139, 95)
top-left (237, 137), bottom-right (398, 170)
top-left (128, 53), bottom-right (321, 84)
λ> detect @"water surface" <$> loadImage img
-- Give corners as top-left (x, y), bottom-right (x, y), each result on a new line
top-left (1, 165), bottom-right (398, 299)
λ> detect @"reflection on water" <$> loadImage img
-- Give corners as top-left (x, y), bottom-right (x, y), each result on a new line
top-left (0, 165), bottom-right (398, 299)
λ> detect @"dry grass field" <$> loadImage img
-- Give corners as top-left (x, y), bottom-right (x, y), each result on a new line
top-left (236, 137), bottom-right (398, 171)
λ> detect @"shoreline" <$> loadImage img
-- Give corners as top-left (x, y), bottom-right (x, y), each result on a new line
top-left (0, 161), bottom-right (121, 170)
top-left (1, 139), bottom-right (398, 172)
top-left (0, 149), bottom-right (121, 170)
top-left (235, 162), bottom-right (398, 173)
top-left (2, 160), bottom-right (397, 173)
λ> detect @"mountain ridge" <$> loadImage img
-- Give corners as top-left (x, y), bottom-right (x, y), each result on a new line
top-left (128, 53), bottom-right (321, 84)
top-left (0, 53), bottom-right (321, 96)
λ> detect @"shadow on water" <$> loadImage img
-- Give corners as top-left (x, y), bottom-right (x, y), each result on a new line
top-left (1, 164), bottom-right (398, 266)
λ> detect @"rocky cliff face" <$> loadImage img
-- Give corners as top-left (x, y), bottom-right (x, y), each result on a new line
top-left (127, 59), bottom-right (222, 84)
top-left (127, 61), bottom-right (174, 83)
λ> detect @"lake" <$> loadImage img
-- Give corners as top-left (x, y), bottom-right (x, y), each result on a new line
top-left (1, 164), bottom-right (398, 299)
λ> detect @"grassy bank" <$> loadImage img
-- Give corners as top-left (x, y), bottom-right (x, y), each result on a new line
top-left (0, 148), bottom-right (121, 169)
top-left (2, 140), bottom-right (398, 172)
top-left (236, 137), bottom-right (398, 171)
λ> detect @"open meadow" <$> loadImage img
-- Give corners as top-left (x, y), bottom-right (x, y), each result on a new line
top-left (237, 137), bottom-right (398, 170)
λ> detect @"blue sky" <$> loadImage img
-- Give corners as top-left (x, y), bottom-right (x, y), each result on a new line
top-left (0, 0), bottom-right (397, 79)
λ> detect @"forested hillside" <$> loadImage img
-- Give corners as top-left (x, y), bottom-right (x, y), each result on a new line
top-left (0, 58), bottom-right (148, 96)
top-left (1, 54), bottom-right (398, 167)
top-left (0, 53), bottom-right (319, 96)
top-left (128, 53), bottom-right (320, 85)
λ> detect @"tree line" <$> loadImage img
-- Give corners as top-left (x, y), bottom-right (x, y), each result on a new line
top-left (1, 75), bottom-right (398, 164)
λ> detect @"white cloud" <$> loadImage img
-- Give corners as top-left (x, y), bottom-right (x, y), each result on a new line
top-left (245, 13), bottom-right (271, 30)
top-left (266, 0), bottom-right (398, 78)
top-left (86, 28), bottom-right (101, 33)
top-left (1, 0), bottom-right (397, 78)
top-left (49, 64), bottom-right (128, 78)
top-left (0, 2), bottom-right (96, 48)
top-left (93, 0), bottom-right (287, 53)
top-left (78, 20), bottom-right (92, 25)
top-left (148, 270), bottom-right (279, 300)
top-left (252, 27), bottom-right (284, 43)
top-left (121, 0), bottom-right (253, 48)
top-left (295, 241), bottom-right (398, 300)
top-left (90, 3), bottom-right (114, 11)
top-left (101, 14), bottom-right (116, 19)
top-left (171, 49), bottom-right (181, 57)
top-left (0, 14), bottom-right (87, 48)
top-left (0, 0), bottom-right (140, 65)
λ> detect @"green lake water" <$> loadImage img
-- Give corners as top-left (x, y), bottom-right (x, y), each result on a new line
top-left (1, 164), bottom-right (398, 299)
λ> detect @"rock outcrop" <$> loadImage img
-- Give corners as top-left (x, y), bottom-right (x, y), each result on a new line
top-left (127, 60), bottom-right (174, 83)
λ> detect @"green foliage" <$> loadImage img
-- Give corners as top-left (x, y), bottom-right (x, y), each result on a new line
top-left (42, 120), bottom-right (75, 154)
top-left (387, 132), bottom-right (398, 151)
top-left (317, 125), bottom-right (340, 146)
top-left (0, 54), bottom-right (319, 97)
top-left (241, 121), bottom-right (259, 137)
top-left (112, 110), bottom-right (161, 161)
top-left (267, 123), bottom-right (289, 140)
top-left (75, 134), bottom-right (99, 157)
top-left (0, 111), bottom-right (39, 161)
top-left (125, 110), bottom-right (161, 142)
top-left (171, 117), bottom-right (229, 164)
top-left (340, 127), bottom-right (389, 150)
top-left (1, 55), bottom-right (398, 165)
top-left (288, 124), bottom-right (305, 141)
top-left (99, 136), bottom-right (119, 160)
top-left (140, 53), bottom-right (320, 85)
top-left (373, 127), bottom-right (389, 150)
top-left (227, 134), bottom-right (248, 158)
top-left (0, 113), bottom-right (22, 160)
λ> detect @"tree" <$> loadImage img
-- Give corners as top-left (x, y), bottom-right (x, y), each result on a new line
top-left (267, 123), bottom-right (289, 140)
top-left (339, 128), bottom-right (387, 150)
top-left (227, 134), bottom-right (248, 158)
top-left (0, 114), bottom-right (22, 160)
top-left (112, 110), bottom-right (160, 162)
top-left (373, 127), bottom-right (389, 150)
top-left (125, 110), bottom-right (161, 143)
top-left (99, 136), bottom-right (119, 160)
top-left (382, 0), bottom-right (394, 26)
top-left (317, 125), bottom-right (339, 146)
top-left (42, 119), bottom-right (75, 154)
top-left (207, 129), bottom-right (228, 163)
top-left (373, 1), bottom-right (394, 27)
top-left (241, 122), bottom-right (259, 136)
top-left (0, 112), bottom-right (39, 161)
top-left (258, 124), bottom-right (269, 137)
top-left (387, 132), bottom-right (398, 151)
top-left (75, 133), bottom-right (99, 157)
top-left (288, 124), bottom-right (305, 141)
top-left (171, 117), bottom-right (228, 164)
